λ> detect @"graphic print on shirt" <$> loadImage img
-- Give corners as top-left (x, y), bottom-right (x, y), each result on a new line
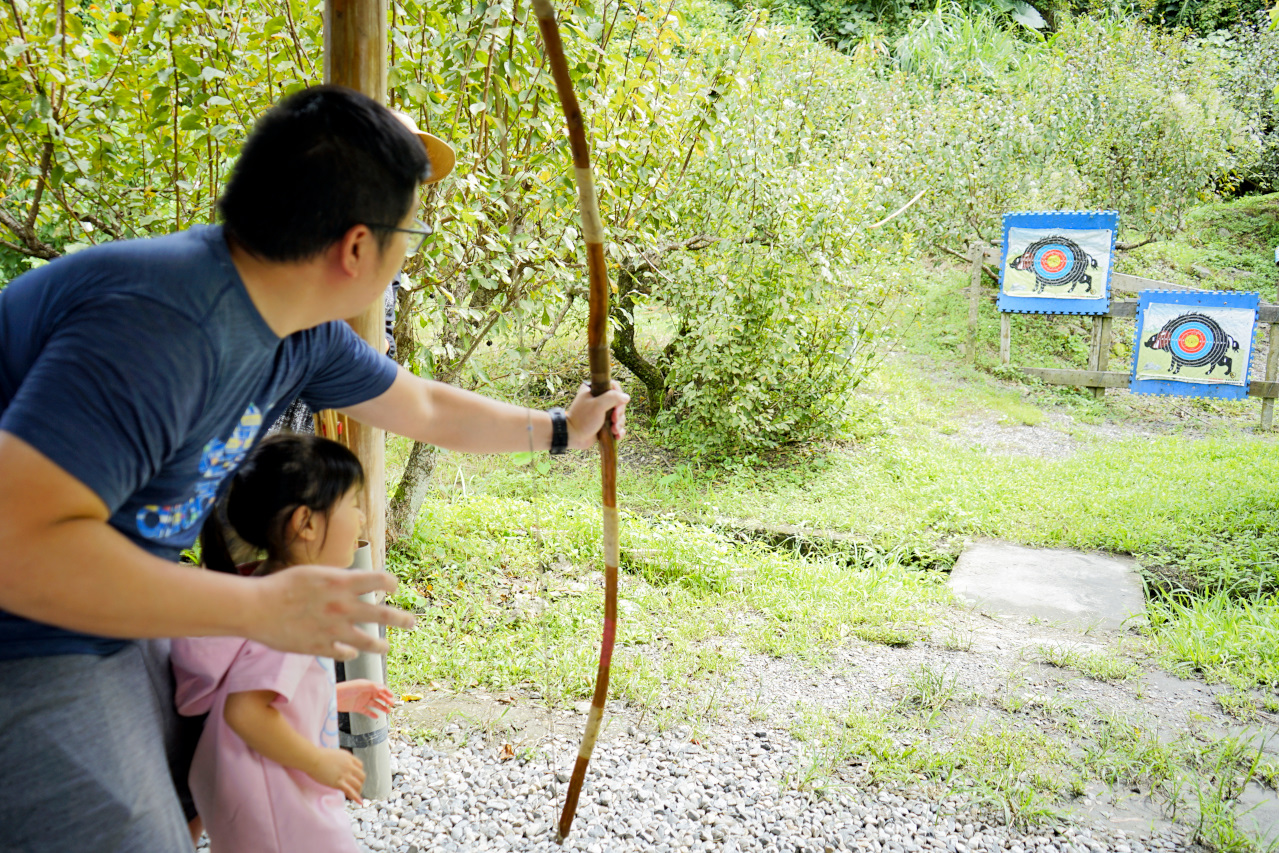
top-left (135, 404), bottom-right (264, 539)
top-left (317, 656), bottom-right (339, 748)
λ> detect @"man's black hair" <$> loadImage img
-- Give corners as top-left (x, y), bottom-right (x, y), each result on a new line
top-left (218, 85), bottom-right (431, 262)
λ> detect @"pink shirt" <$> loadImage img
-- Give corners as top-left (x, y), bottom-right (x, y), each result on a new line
top-left (171, 637), bottom-right (358, 853)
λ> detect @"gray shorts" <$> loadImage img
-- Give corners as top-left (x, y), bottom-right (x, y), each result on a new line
top-left (0, 640), bottom-right (201, 853)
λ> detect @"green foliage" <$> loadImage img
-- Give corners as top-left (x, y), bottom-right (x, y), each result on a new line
top-left (1044, 17), bottom-right (1253, 229)
top-left (1211, 15), bottom-right (1279, 191)
top-left (655, 256), bottom-right (904, 455)
top-left (1147, 0), bottom-right (1273, 34)
top-left (878, 12), bottom-right (1253, 242)
top-left (0, 0), bottom-right (318, 263)
top-left (594, 11), bottom-right (913, 454)
top-left (0, 0), bottom-right (1262, 459)
top-left (893, 3), bottom-right (1047, 87)
top-left (1118, 191), bottom-right (1279, 291)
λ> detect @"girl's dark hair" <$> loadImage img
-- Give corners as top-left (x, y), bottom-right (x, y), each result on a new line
top-left (199, 434), bottom-right (364, 574)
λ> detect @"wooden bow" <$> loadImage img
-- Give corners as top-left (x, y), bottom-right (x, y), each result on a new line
top-left (530, 0), bottom-right (619, 843)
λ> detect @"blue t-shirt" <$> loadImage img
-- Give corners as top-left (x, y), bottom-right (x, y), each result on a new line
top-left (0, 225), bottom-right (399, 659)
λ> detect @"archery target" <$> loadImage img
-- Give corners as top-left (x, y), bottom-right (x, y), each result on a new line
top-left (1158, 315), bottom-right (1229, 368)
top-left (1031, 242), bottom-right (1076, 281)
top-left (1003, 226), bottom-right (1113, 299)
top-left (1136, 303), bottom-right (1256, 386)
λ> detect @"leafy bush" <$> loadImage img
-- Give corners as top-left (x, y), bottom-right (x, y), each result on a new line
top-left (1041, 16), bottom-right (1254, 232)
top-left (868, 11), bottom-right (1253, 242)
top-left (1146, 0), bottom-right (1273, 35)
top-left (598, 14), bottom-right (913, 455)
top-left (1213, 15), bottom-right (1279, 192)
top-left (655, 254), bottom-right (905, 456)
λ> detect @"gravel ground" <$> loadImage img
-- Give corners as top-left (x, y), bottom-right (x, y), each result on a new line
top-left (336, 601), bottom-right (1278, 853)
top-left (346, 725), bottom-right (1195, 853)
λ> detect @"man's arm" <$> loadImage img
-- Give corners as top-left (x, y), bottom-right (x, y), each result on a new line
top-left (0, 431), bottom-right (413, 658)
top-left (340, 366), bottom-right (628, 452)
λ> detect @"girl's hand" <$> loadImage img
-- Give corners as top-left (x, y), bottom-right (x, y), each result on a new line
top-left (309, 748), bottom-right (366, 802)
top-left (337, 679), bottom-right (396, 718)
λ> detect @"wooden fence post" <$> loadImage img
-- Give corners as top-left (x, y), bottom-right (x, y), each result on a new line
top-left (323, 0), bottom-right (393, 803)
top-left (967, 242), bottom-right (983, 363)
top-left (999, 314), bottom-right (1011, 366)
top-left (323, 0), bottom-right (388, 577)
top-left (1086, 316), bottom-right (1113, 400)
top-left (1263, 323), bottom-right (1278, 430)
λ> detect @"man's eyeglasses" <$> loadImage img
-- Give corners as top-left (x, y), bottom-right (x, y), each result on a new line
top-left (370, 218), bottom-right (433, 255)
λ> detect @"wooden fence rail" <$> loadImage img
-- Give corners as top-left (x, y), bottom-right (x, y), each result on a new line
top-left (964, 242), bottom-right (1279, 430)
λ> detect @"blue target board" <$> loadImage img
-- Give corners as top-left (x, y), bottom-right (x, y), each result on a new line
top-left (998, 210), bottom-right (1117, 316)
top-left (1130, 290), bottom-right (1259, 400)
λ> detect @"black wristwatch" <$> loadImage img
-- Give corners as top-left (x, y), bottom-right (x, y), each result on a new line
top-left (548, 407), bottom-right (569, 455)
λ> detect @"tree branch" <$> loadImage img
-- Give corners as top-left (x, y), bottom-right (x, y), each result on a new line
top-left (935, 242), bottom-right (997, 282)
top-left (24, 138), bottom-right (54, 234)
top-left (532, 288), bottom-right (578, 357)
top-left (1116, 236), bottom-right (1156, 251)
top-left (0, 207), bottom-right (60, 259)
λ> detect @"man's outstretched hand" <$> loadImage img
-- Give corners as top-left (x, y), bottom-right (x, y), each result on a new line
top-left (565, 380), bottom-right (629, 449)
top-left (248, 567), bottom-right (415, 661)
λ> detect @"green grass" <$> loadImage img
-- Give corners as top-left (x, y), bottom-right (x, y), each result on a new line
top-left (1118, 193), bottom-right (1279, 296)
top-left (1038, 644), bottom-right (1142, 683)
top-left (1145, 590), bottom-right (1279, 690)
top-left (385, 487), bottom-right (949, 723)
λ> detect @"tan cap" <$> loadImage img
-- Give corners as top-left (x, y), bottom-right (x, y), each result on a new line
top-left (392, 110), bottom-right (455, 185)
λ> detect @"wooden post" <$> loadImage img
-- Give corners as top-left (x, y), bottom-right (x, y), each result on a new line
top-left (324, 0), bottom-right (388, 575)
top-left (1263, 323), bottom-right (1278, 431)
top-left (1086, 316), bottom-right (1112, 400)
top-left (999, 314), bottom-right (1011, 366)
top-left (967, 242), bottom-right (983, 363)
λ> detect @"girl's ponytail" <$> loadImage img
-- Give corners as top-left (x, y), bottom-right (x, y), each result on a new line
top-left (199, 505), bottom-right (241, 575)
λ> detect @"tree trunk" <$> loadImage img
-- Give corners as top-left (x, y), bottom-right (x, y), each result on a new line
top-left (610, 263), bottom-right (668, 416)
top-left (387, 439), bottom-right (438, 542)
top-left (386, 218), bottom-right (528, 545)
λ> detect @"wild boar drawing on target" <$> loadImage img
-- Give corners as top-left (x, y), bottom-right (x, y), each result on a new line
top-left (1130, 291), bottom-right (1259, 400)
top-left (998, 210), bottom-right (1117, 316)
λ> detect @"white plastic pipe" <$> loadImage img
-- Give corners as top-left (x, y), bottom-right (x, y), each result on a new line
top-left (341, 541), bottom-right (392, 800)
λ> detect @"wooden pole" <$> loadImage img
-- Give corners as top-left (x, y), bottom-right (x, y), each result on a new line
top-left (967, 241), bottom-right (983, 364)
top-left (1093, 316), bottom-right (1113, 400)
top-left (1262, 323), bottom-right (1278, 431)
top-left (323, 0), bottom-right (388, 575)
top-left (1085, 316), bottom-right (1111, 400)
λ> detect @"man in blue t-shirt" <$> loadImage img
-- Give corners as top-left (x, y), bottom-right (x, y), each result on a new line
top-left (0, 86), bottom-right (627, 851)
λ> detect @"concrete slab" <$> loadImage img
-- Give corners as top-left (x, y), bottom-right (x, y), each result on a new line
top-left (948, 540), bottom-right (1145, 631)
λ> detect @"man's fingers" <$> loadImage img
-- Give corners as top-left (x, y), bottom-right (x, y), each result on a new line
top-left (333, 625), bottom-right (389, 657)
top-left (343, 569), bottom-right (399, 596)
top-left (348, 600), bottom-right (416, 631)
top-left (331, 641), bottom-right (359, 662)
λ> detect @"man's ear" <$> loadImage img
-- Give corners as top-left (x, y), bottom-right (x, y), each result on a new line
top-left (290, 505), bottom-right (319, 542)
top-left (334, 224), bottom-right (375, 278)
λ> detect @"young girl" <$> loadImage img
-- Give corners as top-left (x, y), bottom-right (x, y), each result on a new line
top-left (172, 434), bottom-right (395, 853)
